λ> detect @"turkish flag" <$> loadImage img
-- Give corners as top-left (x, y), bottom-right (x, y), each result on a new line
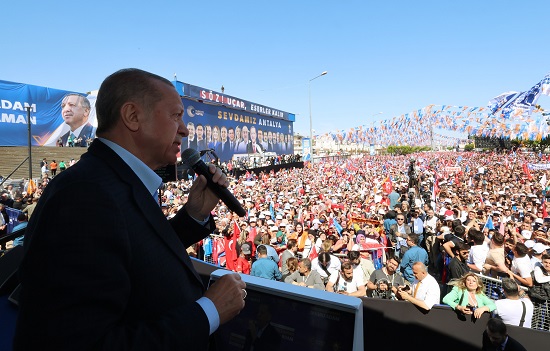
top-left (382, 176), bottom-right (392, 193)
top-left (309, 245), bottom-right (319, 260)
top-left (523, 163), bottom-right (533, 181)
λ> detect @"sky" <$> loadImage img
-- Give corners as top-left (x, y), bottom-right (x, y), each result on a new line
top-left (2, 0), bottom-right (549, 139)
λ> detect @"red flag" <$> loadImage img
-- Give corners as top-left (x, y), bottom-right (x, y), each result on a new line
top-left (522, 163), bottom-right (533, 181)
top-left (308, 245), bottom-right (318, 260)
top-left (542, 201), bottom-right (548, 218)
top-left (381, 176), bottom-right (392, 194)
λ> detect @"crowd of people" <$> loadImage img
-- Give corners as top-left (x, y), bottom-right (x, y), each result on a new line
top-left (3, 147), bottom-right (550, 333)
top-left (167, 149), bottom-right (549, 331)
top-left (2, 68), bottom-right (543, 350)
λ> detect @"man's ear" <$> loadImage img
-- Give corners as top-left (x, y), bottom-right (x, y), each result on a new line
top-left (120, 102), bottom-right (140, 132)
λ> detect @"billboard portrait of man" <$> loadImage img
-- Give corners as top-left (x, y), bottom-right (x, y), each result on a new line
top-left (59, 94), bottom-right (95, 147)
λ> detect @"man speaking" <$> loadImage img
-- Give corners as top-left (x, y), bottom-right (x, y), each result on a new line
top-left (15, 68), bottom-right (246, 350)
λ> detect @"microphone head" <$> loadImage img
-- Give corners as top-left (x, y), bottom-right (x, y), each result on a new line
top-left (181, 148), bottom-right (200, 167)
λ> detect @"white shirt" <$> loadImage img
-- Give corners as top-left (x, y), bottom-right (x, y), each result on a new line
top-left (423, 216), bottom-right (439, 234)
top-left (411, 217), bottom-right (424, 234)
top-left (511, 255), bottom-right (533, 279)
top-left (311, 255), bottom-right (341, 279)
top-left (328, 271), bottom-right (364, 295)
top-left (411, 274), bottom-right (441, 310)
top-left (494, 298), bottom-right (533, 328)
top-left (468, 244), bottom-right (490, 272)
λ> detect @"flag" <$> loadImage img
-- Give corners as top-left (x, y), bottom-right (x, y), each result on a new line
top-left (487, 91), bottom-right (519, 115)
top-left (381, 176), bottom-right (392, 193)
top-left (27, 179), bottom-right (37, 195)
top-left (308, 245), bottom-right (318, 260)
top-left (522, 163), bottom-right (533, 181)
top-left (542, 73), bottom-right (550, 96)
top-left (333, 218), bottom-right (343, 236)
top-left (483, 216), bottom-right (495, 230)
top-left (540, 174), bottom-right (547, 188)
top-left (269, 202), bottom-right (275, 219)
top-left (542, 189), bottom-right (548, 218)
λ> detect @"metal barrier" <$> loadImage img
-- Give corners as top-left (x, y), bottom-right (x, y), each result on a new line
top-left (197, 242), bottom-right (550, 332)
top-left (475, 273), bottom-right (549, 331)
top-left (532, 300), bottom-right (550, 331)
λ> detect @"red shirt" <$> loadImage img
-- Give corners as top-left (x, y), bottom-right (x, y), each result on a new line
top-left (236, 257), bottom-right (251, 274)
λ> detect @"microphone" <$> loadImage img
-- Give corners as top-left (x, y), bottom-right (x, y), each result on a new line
top-left (181, 148), bottom-right (246, 217)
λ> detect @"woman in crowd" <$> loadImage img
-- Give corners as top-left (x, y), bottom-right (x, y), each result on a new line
top-left (282, 256), bottom-right (299, 281)
top-left (442, 272), bottom-right (496, 319)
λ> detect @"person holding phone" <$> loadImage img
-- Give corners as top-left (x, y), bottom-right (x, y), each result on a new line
top-left (443, 272), bottom-right (496, 319)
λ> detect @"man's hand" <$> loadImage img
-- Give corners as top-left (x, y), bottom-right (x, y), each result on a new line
top-left (204, 273), bottom-right (246, 325)
top-left (186, 164), bottom-right (229, 220)
top-left (397, 289), bottom-right (411, 301)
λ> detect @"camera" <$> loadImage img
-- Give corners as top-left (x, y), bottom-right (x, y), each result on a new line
top-left (466, 304), bottom-right (476, 311)
top-left (397, 285), bottom-right (410, 292)
top-left (372, 279), bottom-right (393, 299)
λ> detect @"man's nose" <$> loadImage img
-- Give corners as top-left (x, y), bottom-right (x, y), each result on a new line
top-left (178, 119), bottom-right (188, 137)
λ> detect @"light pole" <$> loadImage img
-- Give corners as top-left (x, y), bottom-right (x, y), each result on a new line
top-left (309, 71), bottom-right (327, 159)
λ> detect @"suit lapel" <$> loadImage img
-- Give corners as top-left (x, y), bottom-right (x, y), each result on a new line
top-left (87, 140), bottom-right (202, 284)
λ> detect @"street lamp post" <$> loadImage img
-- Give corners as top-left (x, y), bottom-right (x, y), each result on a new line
top-left (309, 71), bottom-right (327, 159)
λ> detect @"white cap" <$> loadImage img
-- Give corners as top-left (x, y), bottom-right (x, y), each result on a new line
top-left (533, 242), bottom-right (550, 254)
top-left (276, 214), bottom-right (283, 220)
top-left (445, 215), bottom-right (455, 221)
top-left (524, 240), bottom-right (536, 248)
top-left (440, 226), bottom-right (452, 235)
top-left (267, 219), bottom-right (275, 225)
top-left (270, 226), bottom-right (279, 232)
top-left (521, 230), bottom-right (533, 239)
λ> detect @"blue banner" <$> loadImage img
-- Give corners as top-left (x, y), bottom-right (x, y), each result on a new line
top-left (174, 81), bottom-right (295, 122)
top-left (0, 80), bottom-right (95, 147)
top-left (181, 97), bottom-right (294, 163)
top-left (5, 207), bottom-right (22, 234)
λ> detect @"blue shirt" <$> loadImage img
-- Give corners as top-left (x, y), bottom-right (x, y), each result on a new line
top-left (12, 222), bottom-right (28, 247)
top-left (251, 257), bottom-right (282, 281)
top-left (384, 218), bottom-right (397, 235)
top-left (388, 191), bottom-right (400, 210)
top-left (400, 246), bottom-right (429, 283)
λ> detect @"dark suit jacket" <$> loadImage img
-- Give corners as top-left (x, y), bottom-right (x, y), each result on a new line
top-left (388, 223), bottom-right (411, 242)
top-left (61, 122), bottom-right (96, 147)
top-left (482, 331), bottom-right (527, 351)
top-left (15, 139), bottom-right (214, 350)
top-left (187, 137), bottom-right (198, 150)
top-left (196, 138), bottom-right (207, 151)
